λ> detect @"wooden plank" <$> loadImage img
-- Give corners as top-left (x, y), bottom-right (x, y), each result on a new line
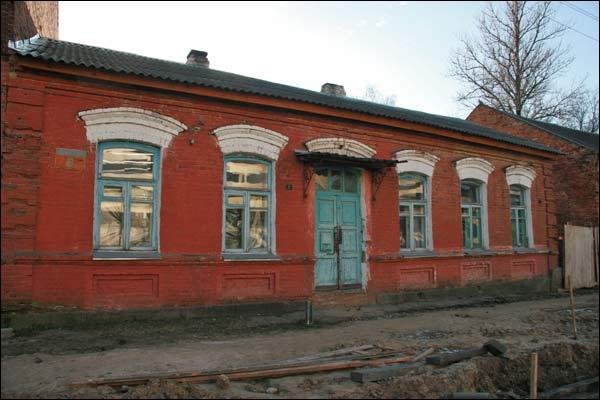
top-left (530, 352), bottom-right (538, 399)
top-left (593, 227), bottom-right (599, 286)
top-left (568, 276), bottom-right (578, 340)
top-left (350, 361), bottom-right (423, 383)
top-left (287, 345), bottom-right (375, 363)
top-left (411, 347), bottom-right (435, 362)
top-left (72, 351), bottom-right (410, 388)
top-left (565, 225), bottom-right (596, 289)
top-left (173, 355), bottom-right (413, 384)
top-left (426, 347), bottom-right (487, 366)
top-left (539, 376), bottom-right (599, 399)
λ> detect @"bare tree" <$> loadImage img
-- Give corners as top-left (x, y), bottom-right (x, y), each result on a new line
top-left (362, 85), bottom-right (397, 106)
top-left (450, 1), bottom-right (584, 120)
top-left (559, 89), bottom-right (599, 133)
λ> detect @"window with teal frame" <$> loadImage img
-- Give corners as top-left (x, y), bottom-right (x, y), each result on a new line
top-left (399, 173), bottom-right (428, 251)
top-left (461, 179), bottom-right (483, 249)
top-left (510, 185), bottom-right (529, 248)
top-left (94, 142), bottom-right (160, 254)
top-left (222, 156), bottom-right (272, 255)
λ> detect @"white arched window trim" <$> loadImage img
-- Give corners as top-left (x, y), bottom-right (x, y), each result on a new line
top-left (455, 157), bottom-right (495, 183)
top-left (212, 124), bottom-right (289, 161)
top-left (505, 165), bottom-right (536, 189)
top-left (78, 107), bottom-right (187, 148)
top-left (395, 150), bottom-right (439, 251)
top-left (506, 165), bottom-right (537, 248)
top-left (305, 138), bottom-right (376, 158)
top-left (456, 157), bottom-right (495, 250)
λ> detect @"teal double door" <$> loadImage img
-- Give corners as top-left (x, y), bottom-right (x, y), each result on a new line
top-left (315, 167), bottom-right (363, 289)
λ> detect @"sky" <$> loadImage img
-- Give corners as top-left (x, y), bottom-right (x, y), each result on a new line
top-left (59, 1), bottom-right (600, 119)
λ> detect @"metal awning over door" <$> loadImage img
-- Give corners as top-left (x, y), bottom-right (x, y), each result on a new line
top-left (295, 150), bottom-right (404, 201)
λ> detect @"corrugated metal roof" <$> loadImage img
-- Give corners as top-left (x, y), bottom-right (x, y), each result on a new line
top-left (9, 36), bottom-right (560, 154)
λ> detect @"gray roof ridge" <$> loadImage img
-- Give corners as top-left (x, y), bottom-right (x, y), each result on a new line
top-left (10, 36), bottom-right (561, 155)
top-left (477, 103), bottom-right (598, 152)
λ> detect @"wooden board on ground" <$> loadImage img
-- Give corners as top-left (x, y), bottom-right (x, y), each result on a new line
top-left (350, 361), bottom-right (424, 383)
top-left (565, 225), bottom-right (597, 289)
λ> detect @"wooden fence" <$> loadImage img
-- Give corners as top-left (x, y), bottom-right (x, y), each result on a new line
top-left (564, 225), bottom-right (599, 289)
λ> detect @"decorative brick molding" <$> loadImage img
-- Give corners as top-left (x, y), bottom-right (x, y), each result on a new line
top-left (505, 165), bottom-right (537, 188)
top-left (455, 157), bottom-right (495, 183)
top-left (395, 150), bottom-right (439, 176)
top-left (213, 125), bottom-right (289, 161)
top-left (305, 138), bottom-right (376, 158)
top-left (78, 107), bottom-right (187, 148)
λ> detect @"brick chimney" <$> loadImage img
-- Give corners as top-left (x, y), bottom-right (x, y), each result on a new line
top-left (186, 50), bottom-right (209, 68)
top-left (321, 83), bottom-right (346, 97)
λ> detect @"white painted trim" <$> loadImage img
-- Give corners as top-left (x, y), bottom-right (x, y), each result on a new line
top-left (305, 138), bottom-right (376, 158)
top-left (213, 125), bottom-right (289, 161)
top-left (455, 157), bottom-right (495, 183)
top-left (482, 183), bottom-right (490, 249)
top-left (79, 107), bottom-right (187, 148)
top-left (395, 150), bottom-right (439, 177)
top-left (525, 189), bottom-right (535, 248)
top-left (506, 165), bottom-right (537, 188)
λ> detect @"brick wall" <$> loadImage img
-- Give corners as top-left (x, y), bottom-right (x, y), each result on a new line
top-left (468, 105), bottom-right (599, 238)
top-left (1, 64), bottom-right (557, 309)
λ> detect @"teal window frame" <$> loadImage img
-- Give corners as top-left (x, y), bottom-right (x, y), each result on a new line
top-left (510, 185), bottom-right (529, 248)
top-left (461, 179), bottom-right (484, 250)
top-left (222, 155), bottom-right (273, 255)
top-left (399, 173), bottom-right (429, 251)
top-left (93, 141), bottom-right (161, 253)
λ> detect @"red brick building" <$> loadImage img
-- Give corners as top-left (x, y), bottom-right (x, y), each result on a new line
top-left (2, 6), bottom-right (562, 309)
top-left (468, 104), bottom-right (599, 237)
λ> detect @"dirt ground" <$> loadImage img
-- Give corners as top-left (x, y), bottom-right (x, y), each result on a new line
top-left (1, 292), bottom-right (599, 399)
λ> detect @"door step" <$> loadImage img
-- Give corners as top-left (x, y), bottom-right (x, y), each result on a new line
top-left (313, 289), bottom-right (370, 307)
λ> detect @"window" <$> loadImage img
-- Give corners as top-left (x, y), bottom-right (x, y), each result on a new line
top-left (399, 173), bottom-right (428, 250)
top-left (94, 142), bottom-right (160, 252)
top-left (510, 185), bottom-right (529, 247)
top-left (461, 180), bottom-right (484, 249)
top-left (223, 156), bottom-right (272, 254)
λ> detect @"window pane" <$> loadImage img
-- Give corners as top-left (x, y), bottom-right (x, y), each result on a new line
top-left (399, 175), bottom-right (425, 201)
top-left (315, 169), bottom-right (328, 191)
top-left (511, 215), bottom-right (519, 246)
top-left (472, 207), bottom-right (482, 248)
top-left (132, 185), bottom-right (153, 201)
top-left (225, 161), bottom-right (268, 190)
top-left (130, 203), bottom-right (152, 247)
top-left (413, 204), bottom-right (426, 215)
top-left (400, 205), bottom-right (410, 215)
top-left (250, 195), bottom-right (268, 208)
top-left (400, 215), bottom-right (409, 249)
top-left (225, 208), bottom-right (244, 249)
top-left (510, 186), bottom-right (524, 206)
top-left (227, 195), bottom-right (244, 206)
top-left (331, 170), bottom-right (342, 190)
top-left (517, 209), bottom-right (526, 219)
top-left (99, 201), bottom-right (123, 247)
top-left (462, 210), bottom-right (471, 248)
top-left (414, 216), bottom-right (426, 249)
top-left (344, 171), bottom-right (358, 193)
top-left (461, 181), bottom-right (480, 204)
top-left (249, 210), bottom-right (268, 249)
top-left (519, 218), bottom-right (528, 247)
top-left (103, 186), bottom-right (122, 197)
top-left (102, 148), bottom-right (154, 180)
